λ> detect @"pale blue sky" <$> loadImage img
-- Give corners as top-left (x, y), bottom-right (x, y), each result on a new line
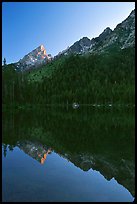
top-left (2, 2), bottom-right (135, 64)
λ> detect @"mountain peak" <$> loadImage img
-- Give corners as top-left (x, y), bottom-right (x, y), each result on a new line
top-left (104, 27), bottom-right (112, 32)
top-left (39, 44), bottom-right (46, 51)
top-left (34, 44), bottom-right (47, 55)
top-left (15, 44), bottom-right (53, 71)
top-left (98, 27), bottom-right (112, 38)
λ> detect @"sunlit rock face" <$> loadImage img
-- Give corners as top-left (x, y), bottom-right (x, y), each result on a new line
top-left (15, 44), bottom-right (53, 71)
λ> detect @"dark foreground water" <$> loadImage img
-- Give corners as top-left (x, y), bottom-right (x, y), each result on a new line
top-left (2, 106), bottom-right (135, 202)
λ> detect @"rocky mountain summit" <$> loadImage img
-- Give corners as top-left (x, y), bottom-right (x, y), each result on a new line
top-left (15, 44), bottom-right (53, 71)
top-left (56, 9), bottom-right (135, 57)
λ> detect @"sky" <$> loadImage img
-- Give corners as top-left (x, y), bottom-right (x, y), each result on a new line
top-left (2, 2), bottom-right (135, 64)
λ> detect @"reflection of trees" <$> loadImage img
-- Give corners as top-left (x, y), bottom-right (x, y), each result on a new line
top-left (2, 144), bottom-right (15, 157)
top-left (3, 144), bottom-right (7, 157)
top-left (8, 145), bottom-right (14, 151)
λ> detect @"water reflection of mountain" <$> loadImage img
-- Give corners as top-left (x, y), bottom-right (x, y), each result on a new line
top-left (2, 107), bottom-right (135, 196)
top-left (17, 141), bottom-right (51, 164)
top-left (61, 152), bottom-right (135, 197)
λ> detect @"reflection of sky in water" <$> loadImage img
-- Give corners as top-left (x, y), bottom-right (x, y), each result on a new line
top-left (2, 146), bottom-right (134, 202)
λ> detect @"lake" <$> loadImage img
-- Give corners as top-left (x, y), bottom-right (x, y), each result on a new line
top-left (2, 106), bottom-right (135, 202)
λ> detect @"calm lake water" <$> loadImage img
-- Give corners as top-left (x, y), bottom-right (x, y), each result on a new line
top-left (2, 106), bottom-right (135, 202)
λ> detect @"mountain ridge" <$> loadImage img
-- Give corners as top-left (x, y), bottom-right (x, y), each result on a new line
top-left (56, 9), bottom-right (135, 57)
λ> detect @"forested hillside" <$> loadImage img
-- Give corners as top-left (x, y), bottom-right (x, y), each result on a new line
top-left (2, 47), bottom-right (135, 106)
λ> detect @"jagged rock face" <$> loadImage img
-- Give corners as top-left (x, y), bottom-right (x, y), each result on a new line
top-left (94, 9), bottom-right (135, 52)
top-left (69, 37), bottom-right (92, 54)
top-left (15, 45), bottom-right (53, 71)
top-left (92, 9), bottom-right (135, 51)
top-left (57, 37), bottom-right (91, 57)
top-left (94, 27), bottom-right (113, 43)
top-left (115, 9), bottom-right (135, 49)
top-left (56, 9), bottom-right (135, 57)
